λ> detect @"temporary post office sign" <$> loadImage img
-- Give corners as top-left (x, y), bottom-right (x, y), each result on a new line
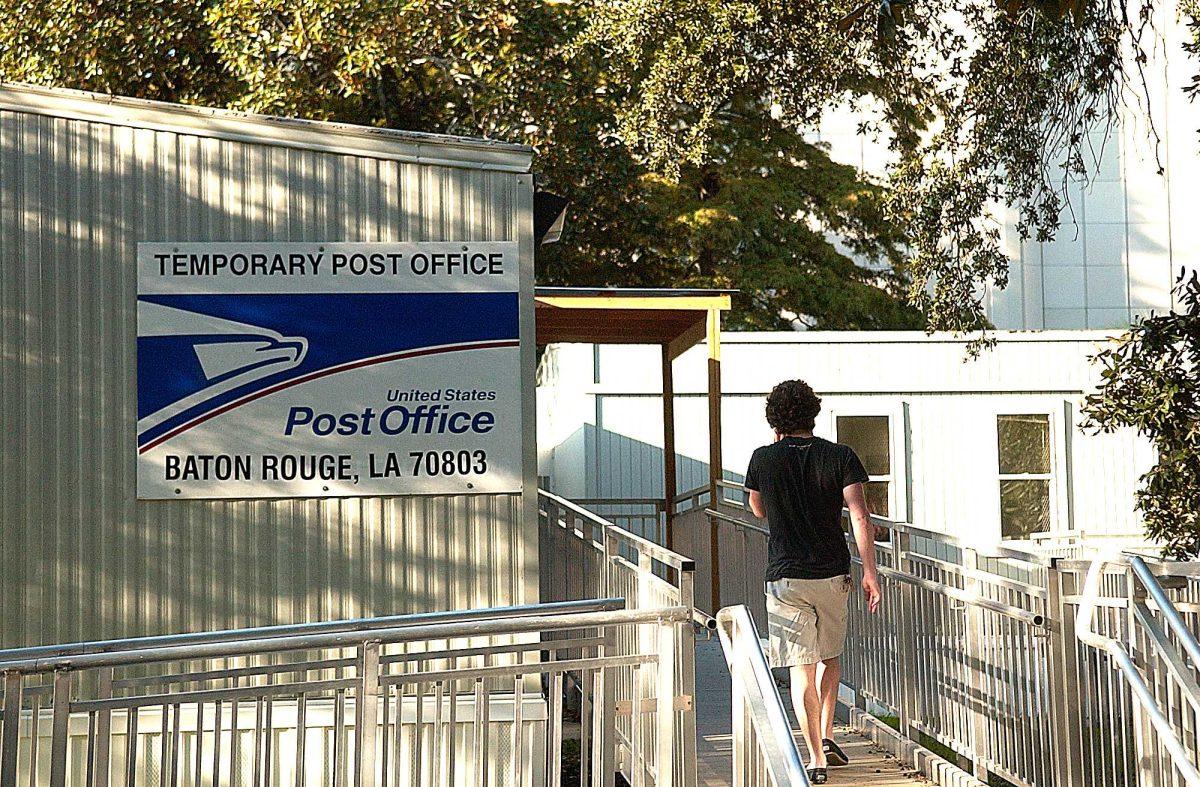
top-left (136, 242), bottom-right (521, 499)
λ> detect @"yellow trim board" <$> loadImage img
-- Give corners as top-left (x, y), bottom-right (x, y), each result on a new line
top-left (535, 295), bottom-right (731, 312)
top-left (706, 309), bottom-right (722, 361)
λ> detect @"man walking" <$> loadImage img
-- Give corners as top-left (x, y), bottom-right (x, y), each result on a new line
top-left (744, 379), bottom-right (882, 784)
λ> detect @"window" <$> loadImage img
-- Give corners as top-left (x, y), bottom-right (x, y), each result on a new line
top-left (836, 415), bottom-right (892, 517)
top-left (997, 414), bottom-right (1053, 539)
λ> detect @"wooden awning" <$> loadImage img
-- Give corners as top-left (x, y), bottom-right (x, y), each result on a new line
top-left (535, 287), bottom-right (733, 606)
top-left (534, 287), bottom-right (732, 359)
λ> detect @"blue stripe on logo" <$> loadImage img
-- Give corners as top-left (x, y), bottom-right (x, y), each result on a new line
top-left (137, 292), bottom-right (517, 446)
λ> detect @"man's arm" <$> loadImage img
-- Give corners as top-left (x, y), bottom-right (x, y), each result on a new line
top-left (748, 490), bottom-right (766, 519)
top-left (844, 482), bottom-right (882, 613)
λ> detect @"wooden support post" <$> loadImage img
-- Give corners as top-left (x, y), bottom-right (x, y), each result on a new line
top-left (661, 344), bottom-right (677, 550)
top-left (706, 308), bottom-right (723, 613)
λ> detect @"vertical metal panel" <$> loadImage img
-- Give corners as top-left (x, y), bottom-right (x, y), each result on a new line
top-left (0, 103), bottom-right (533, 647)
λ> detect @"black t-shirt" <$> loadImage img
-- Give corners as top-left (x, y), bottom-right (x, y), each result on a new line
top-left (744, 436), bottom-right (870, 581)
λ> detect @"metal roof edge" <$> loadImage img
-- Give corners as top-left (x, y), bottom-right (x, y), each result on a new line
top-left (720, 329), bottom-right (1124, 344)
top-left (0, 82), bottom-right (533, 173)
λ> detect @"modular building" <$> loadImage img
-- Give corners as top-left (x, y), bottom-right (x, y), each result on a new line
top-left (0, 83), bottom-right (539, 648)
top-left (537, 331), bottom-right (1156, 550)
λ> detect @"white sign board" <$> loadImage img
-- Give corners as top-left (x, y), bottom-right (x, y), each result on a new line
top-left (136, 242), bottom-right (521, 499)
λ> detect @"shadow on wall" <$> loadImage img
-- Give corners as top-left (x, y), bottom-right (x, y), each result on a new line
top-left (545, 423), bottom-right (744, 500)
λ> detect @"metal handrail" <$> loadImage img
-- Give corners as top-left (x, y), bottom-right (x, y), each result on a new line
top-left (707, 478), bottom-right (1049, 565)
top-left (573, 497), bottom-right (667, 508)
top-left (1129, 554), bottom-right (1200, 667)
top-left (703, 510), bottom-right (1043, 627)
top-left (0, 606), bottom-right (690, 674)
top-left (539, 489), bottom-right (695, 571)
top-left (716, 605), bottom-right (810, 787)
top-left (1076, 554), bottom-right (1200, 786)
top-left (859, 559), bottom-right (1046, 626)
top-left (0, 598), bottom-right (626, 663)
top-left (1, 600), bottom-right (693, 787)
top-left (704, 507), bottom-right (770, 536)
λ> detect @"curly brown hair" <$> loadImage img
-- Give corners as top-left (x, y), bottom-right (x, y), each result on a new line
top-left (765, 379), bottom-right (822, 434)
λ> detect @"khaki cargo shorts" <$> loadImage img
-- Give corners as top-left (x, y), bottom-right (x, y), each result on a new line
top-left (765, 574), bottom-right (853, 667)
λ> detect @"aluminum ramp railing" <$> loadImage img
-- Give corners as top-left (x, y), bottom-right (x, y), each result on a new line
top-left (1069, 553), bottom-right (1200, 787)
top-left (538, 490), bottom-right (702, 787)
top-left (659, 482), bottom-right (1200, 785)
top-left (0, 599), bottom-right (693, 787)
top-left (539, 489), bottom-right (808, 787)
top-left (715, 606), bottom-right (810, 787)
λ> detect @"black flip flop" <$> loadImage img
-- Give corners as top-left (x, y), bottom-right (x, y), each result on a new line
top-left (823, 738), bottom-right (849, 766)
top-left (808, 767), bottom-right (828, 784)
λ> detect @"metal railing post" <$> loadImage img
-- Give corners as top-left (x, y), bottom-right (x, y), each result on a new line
top-left (656, 621), bottom-right (676, 787)
top-left (49, 669), bottom-right (71, 787)
top-left (960, 548), bottom-right (992, 782)
top-left (603, 526), bottom-right (619, 604)
top-left (730, 676), bottom-right (747, 787)
top-left (1, 673), bottom-right (20, 787)
top-left (355, 641), bottom-right (381, 787)
top-left (93, 668), bottom-right (113, 787)
top-left (1126, 564), bottom-right (1159, 786)
top-left (893, 531), bottom-right (921, 741)
top-left (1045, 560), bottom-right (1083, 787)
top-left (594, 638), bottom-right (618, 787)
top-left (708, 511), bottom-right (722, 614)
top-left (677, 570), bottom-right (698, 787)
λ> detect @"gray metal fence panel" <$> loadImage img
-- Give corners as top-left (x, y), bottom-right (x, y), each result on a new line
top-left (0, 601), bottom-right (689, 787)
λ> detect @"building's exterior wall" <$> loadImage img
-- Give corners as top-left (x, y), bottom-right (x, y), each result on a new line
top-left (0, 85), bottom-right (538, 647)
top-left (537, 332), bottom-right (1154, 548)
top-left (814, 0), bottom-right (1200, 329)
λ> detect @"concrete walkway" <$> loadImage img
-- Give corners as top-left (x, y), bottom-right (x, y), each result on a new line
top-left (694, 637), bottom-right (922, 786)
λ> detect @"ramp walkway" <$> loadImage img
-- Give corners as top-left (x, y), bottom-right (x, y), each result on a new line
top-left (693, 637), bottom-right (917, 786)
top-left (551, 487), bottom-right (1200, 787)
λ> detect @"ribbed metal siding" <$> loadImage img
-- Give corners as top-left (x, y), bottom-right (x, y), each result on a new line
top-left (0, 108), bottom-right (534, 647)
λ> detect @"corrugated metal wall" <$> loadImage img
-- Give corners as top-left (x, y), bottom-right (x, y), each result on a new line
top-left (0, 100), bottom-right (536, 647)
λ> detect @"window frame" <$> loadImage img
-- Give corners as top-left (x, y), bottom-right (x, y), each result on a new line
top-left (828, 405), bottom-right (909, 522)
top-left (994, 407), bottom-right (1069, 542)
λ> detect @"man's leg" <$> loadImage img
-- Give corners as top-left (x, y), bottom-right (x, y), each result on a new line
top-left (818, 656), bottom-right (841, 739)
top-left (789, 663), bottom-right (826, 768)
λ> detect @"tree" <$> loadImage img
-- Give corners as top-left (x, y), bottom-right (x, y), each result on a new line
top-left (0, 0), bottom-right (922, 329)
top-left (543, 103), bottom-right (921, 329)
top-left (583, 0), bottom-right (1158, 335)
top-left (1082, 272), bottom-right (1200, 558)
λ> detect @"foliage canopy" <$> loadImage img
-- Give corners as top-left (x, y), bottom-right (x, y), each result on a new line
top-left (0, 0), bottom-right (922, 329)
top-left (583, 0), bottom-right (1157, 336)
top-left (1084, 273), bottom-right (1200, 558)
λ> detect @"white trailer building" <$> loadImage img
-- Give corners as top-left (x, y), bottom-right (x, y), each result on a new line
top-left (538, 331), bottom-right (1156, 550)
top-left (0, 83), bottom-right (539, 648)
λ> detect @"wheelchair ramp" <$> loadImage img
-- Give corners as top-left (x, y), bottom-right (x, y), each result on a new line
top-left (694, 637), bottom-right (919, 787)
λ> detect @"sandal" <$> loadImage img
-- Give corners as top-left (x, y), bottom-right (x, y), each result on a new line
top-left (823, 738), bottom-right (849, 766)
top-left (808, 767), bottom-right (828, 784)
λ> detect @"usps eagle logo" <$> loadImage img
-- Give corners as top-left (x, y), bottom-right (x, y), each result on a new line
top-left (136, 302), bottom-right (308, 445)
